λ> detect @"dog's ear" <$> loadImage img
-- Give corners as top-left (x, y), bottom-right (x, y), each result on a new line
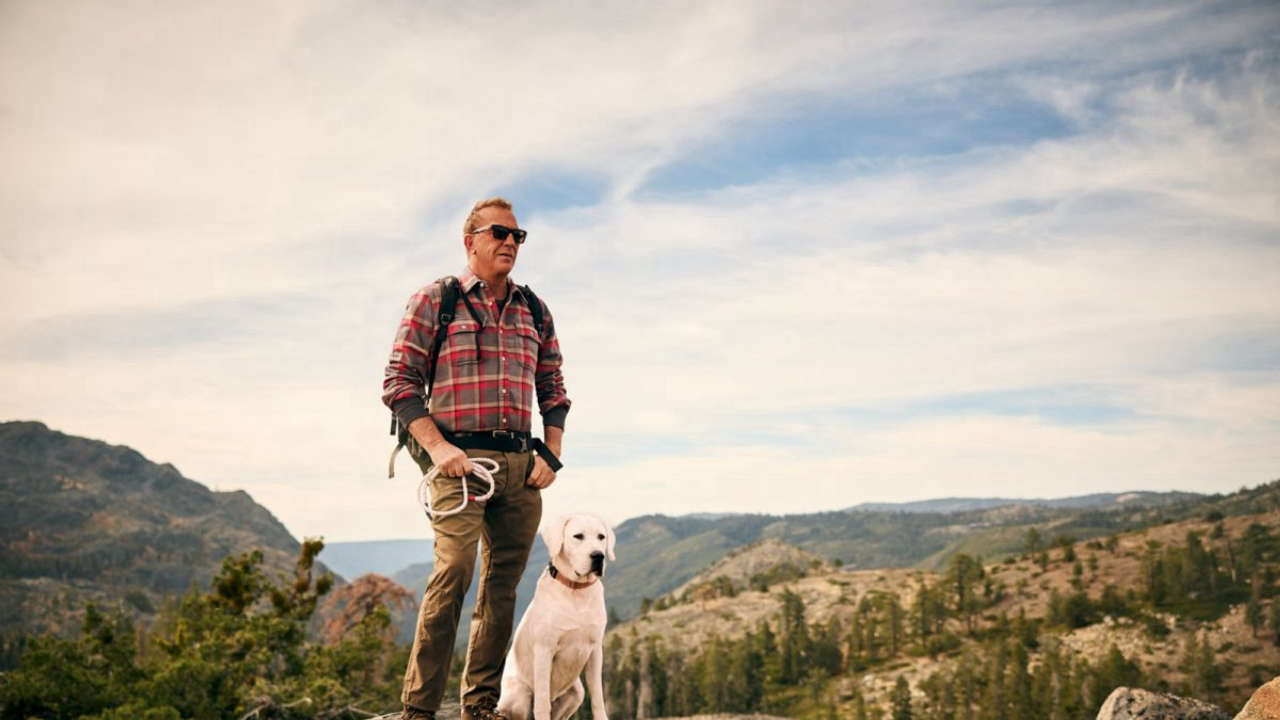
top-left (541, 515), bottom-right (570, 559)
top-left (602, 517), bottom-right (616, 562)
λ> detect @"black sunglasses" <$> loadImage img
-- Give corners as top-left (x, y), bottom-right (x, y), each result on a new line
top-left (471, 224), bottom-right (527, 244)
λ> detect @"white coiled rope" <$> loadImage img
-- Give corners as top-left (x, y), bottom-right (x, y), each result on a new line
top-left (417, 457), bottom-right (499, 520)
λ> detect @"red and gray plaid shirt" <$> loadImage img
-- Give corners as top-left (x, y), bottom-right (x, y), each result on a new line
top-left (382, 269), bottom-right (570, 434)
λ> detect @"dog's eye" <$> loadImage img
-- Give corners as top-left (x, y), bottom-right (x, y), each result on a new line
top-left (597, 534), bottom-right (605, 540)
top-left (573, 533), bottom-right (584, 540)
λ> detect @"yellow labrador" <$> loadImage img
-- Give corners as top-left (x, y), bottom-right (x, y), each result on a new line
top-left (498, 514), bottom-right (615, 720)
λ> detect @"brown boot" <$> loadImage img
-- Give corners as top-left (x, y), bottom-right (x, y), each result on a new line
top-left (401, 706), bottom-right (436, 720)
top-left (462, 696), bottom-right (508, 720)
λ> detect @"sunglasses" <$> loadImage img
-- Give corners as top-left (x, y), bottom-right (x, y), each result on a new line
top-left (471, 224), bottom-right (528, 244)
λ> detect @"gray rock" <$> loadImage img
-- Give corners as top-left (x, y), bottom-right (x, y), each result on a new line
top-left (1235, 676), bottom-right (1280, 720)
top-left (1097, 687), bottom-right (1231, 720)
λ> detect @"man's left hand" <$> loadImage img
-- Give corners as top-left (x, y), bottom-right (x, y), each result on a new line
top-left (527, 455), bottom-right (556, 489)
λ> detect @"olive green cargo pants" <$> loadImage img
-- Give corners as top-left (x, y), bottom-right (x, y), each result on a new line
top-left (401, 447), bottom-right (541, 714)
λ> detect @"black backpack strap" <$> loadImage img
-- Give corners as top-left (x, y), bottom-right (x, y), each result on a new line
top-left (426, 276), bottom-right (461, 403)
top-left (520, 284), bottom-right (545, 338)
top-left (390, 276), bottom-right (461, 476)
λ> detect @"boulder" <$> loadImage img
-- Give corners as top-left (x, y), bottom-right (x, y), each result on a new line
top-left (1236, 676), bottom-right (1280, 720)
top-left (1097, 687), bottom-right (1231, 720)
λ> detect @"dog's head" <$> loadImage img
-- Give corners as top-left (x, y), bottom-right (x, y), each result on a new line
top-left (542, 514), bottom-right (615, 580)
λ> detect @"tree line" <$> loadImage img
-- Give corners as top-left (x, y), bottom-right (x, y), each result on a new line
top-left (602, 519), bottom-right (1280, 720)
top-left (0, 541), bottom-right (407, 720)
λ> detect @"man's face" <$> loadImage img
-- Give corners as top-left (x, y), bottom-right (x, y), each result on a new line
top-left (465, 206), bottom-right (521, 279)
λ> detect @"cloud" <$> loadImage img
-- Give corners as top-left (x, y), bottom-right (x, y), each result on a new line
top-left (1, 1), bottom-right (1278, 540)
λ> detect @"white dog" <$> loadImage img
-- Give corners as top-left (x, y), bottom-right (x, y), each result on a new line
top-left (498, 514), bottom-right (615, 720)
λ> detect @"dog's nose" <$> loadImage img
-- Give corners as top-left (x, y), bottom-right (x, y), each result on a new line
top-left (590, 551), bottom-right (604, 560)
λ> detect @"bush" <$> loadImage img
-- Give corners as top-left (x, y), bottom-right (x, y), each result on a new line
top-left (0, 540), bottom-right (405, 720)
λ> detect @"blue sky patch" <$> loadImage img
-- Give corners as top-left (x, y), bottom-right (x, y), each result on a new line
top-left (750, 386), bottom-right (1145, 434)
top-left (487, 167), bottom-right (613, 219)
top-left (634, 78), bottom-right (1078, 200)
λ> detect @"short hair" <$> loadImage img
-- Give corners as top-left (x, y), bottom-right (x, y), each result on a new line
top-left (464, 197), bottom-right (514, 234)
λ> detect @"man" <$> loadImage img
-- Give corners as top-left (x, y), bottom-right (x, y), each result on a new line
top-left (383, 197), bottom-right (570, 720)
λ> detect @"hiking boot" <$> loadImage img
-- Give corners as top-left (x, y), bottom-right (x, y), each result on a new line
top-left (462, 696), bottom-right (508, 720)
top-left (401, 706), bottom-right (436, 720)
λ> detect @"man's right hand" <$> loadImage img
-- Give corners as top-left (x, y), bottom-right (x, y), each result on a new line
top-left (407, 416), bottom-right (473, 477)
top-left (426, 440), bottom-right (473, 477)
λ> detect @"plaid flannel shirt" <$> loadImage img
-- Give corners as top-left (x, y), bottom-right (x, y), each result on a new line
top-left (382, 269), bottom-right (570, 435)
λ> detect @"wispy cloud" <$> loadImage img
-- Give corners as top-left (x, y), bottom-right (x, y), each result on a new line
top-left (2, 1), bottom-right (1278, 540)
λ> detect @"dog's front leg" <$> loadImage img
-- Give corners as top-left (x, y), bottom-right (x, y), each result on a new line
top-left (532, 641), bottom-right (554, 720)
top-left (585, 643), bottom-right (609, 720)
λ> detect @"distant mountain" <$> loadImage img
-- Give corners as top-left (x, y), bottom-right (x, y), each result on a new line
top-left (611, 493), bottom-right (1280, 714)
top-left (0, 421), bottom-right (317, 637)
top-left (598, 485), bottom-right (1250, 616)
top-left (340, 488), bottom-right (1216, 622)
top-left (323, 538), bottom-right (432, 579)
top-left (846, 491), bottom-right (1203, 514)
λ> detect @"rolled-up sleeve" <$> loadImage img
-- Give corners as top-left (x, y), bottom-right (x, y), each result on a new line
top-left (532, 296), bottom-right (571, 428)
top-left (382, 284), bottom-right (439, 427)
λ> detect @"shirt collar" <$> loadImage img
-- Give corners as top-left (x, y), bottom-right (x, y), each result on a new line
top-left (459, 267), bottom-right (519, 300)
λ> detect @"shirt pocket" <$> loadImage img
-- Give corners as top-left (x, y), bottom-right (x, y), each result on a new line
top-left (441, 321), bottom-right (481, 365)
top-left (511, 324), bottom-right (541, 372)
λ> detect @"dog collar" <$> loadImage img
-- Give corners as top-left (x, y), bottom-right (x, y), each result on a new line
top-left (547, 562), bottom-right (597, 590)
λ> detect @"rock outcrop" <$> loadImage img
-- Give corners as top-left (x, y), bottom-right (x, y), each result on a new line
top-left (1235, 676), bottom-right (1280, 720)
top-left (1096, 687), bottom-right (1231, 720)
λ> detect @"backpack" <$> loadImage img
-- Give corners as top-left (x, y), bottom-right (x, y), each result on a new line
top-left (387, 276), bottom-right (545, 476)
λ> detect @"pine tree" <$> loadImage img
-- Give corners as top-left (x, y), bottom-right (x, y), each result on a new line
top-left (1180, 631), bottom-right (1224, 702)
top-left (0, 540), bottom-right (424, 720)
top-left (644, 636), bottom-right (670, 717)
top-left (888, 594), bottom-right (905, 657)
top-left (1008, 642), bottom-right (1033, 720)
top-left (947, 555), bottom-right (983, 633)
top-left (1088, 644), bottom-right (1142, 711)
top-left (1270, 600), bottom-right (1280, 648)
top-left (698, 635), bottom-right (730, 712)
top-left (852, 686), bottom-right (869, 720)
top-left (891, 676), bottom-right (913, 720)
top-left (1246, 570), bottom-right (1264, 637)
top-left (848, 603), bottom-right (865, 670)
top-left (778, 589), bottom-right (807, 683)
top-left (913, 577), bottom-right (931, 649)
top-left (810, 619), bottom-right (843, 677)
top-left (757, 618), bottom-right (781, 685)
top-left (956, 654), bottom-right (977, 720)
top-left (724, 630), bottom-right (763, 712)
top-left (1024, 528), bottom-right (1043, 556)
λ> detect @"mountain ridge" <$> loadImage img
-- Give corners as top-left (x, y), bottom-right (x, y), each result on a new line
top-left (328, 491), bottom-right (1205, 581)
top-left (0, 420), bottom-right (320, 638)
top-left (845, 491), bottom-right (1202, 514)
top-left (606, 490), bottom-right (1280, 717)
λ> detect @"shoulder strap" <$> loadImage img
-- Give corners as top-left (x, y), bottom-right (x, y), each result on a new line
top-left (390, 277), bottom-right (458, 439)
top-left (520, 284), bottom-right (545, 337)
top-left (390, 276), bottom-right (460, 475)
top-left (426, 276), bottom-right (461, 402)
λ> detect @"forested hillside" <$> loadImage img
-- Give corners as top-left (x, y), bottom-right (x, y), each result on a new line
top-left (603, 486), bottom-right (1212, 618)
top-left (601, 481), bottom-right (1280, 719)
top-left (0, 422), bottom-right (317, 658)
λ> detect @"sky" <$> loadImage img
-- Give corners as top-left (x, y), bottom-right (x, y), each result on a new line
top-left (2, 1), bottom-right (1279, 542)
